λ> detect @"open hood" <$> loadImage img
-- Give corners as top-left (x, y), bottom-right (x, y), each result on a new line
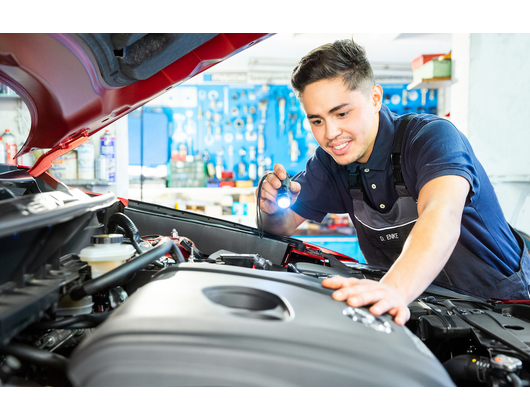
top-left (0, 33), bottom-right (272, 175)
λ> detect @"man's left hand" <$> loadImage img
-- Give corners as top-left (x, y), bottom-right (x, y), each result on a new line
top-left (321, 276), bottom-right (411, 326)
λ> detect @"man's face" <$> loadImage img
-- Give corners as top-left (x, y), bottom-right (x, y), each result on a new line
top-left (300, 78), bottom-right (382, 166)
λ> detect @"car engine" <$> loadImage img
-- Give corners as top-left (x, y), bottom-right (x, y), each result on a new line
top-left (0, 167), bottom-right (529, 387)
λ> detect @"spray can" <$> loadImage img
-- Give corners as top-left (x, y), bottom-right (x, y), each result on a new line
top-left (100, 130), bottom-right (116, 183)
top-left (77, 141), bottom-right (95, 180)
top-left (0, 136), bottom-right (5, 164)
top-left (3, 130), bottom-right (17, 165)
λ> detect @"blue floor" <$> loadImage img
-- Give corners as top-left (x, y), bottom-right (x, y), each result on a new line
top-left (292, 235), bottom-right (366, 263)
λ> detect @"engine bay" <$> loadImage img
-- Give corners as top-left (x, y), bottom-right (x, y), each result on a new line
top-left (1, 167), bottom-right (530, 386)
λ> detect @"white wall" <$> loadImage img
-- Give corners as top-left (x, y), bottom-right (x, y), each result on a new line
top-left (451, 33), bottom-right (530, 234)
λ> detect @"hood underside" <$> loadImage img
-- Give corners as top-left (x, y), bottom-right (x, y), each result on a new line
top-left (0, 33), bottom-right (271, 160)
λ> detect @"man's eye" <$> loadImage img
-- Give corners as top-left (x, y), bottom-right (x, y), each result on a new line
top-left (337, 111), bottom-right (349, 118)
top-left (310, 119), bottom-right (322, 126)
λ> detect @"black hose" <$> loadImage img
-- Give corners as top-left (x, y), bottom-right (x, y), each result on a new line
top-left (108, 212), bottom-right (141, 245)
top-left (0, 342), bottom-right (68, 372)
top-left (507, 372), bottom-right (523, 387)
top-left (107, 212), bottom-right (164, 268)
top-left (32, 313), bottom-right (110, 330)
top-left (69, 237), bottom-right (185, 301)
top-left (108, 212), bottom-right (145, 256)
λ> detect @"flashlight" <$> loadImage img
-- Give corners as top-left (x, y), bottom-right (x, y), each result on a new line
top-left (276, 174), bottom-right (292, 209)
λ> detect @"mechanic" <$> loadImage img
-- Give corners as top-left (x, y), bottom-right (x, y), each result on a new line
top-left (257, 39), bottom-right (530, 326)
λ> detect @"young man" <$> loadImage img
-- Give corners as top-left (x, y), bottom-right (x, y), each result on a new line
top-left (257, 39), bottom-right (530, 325)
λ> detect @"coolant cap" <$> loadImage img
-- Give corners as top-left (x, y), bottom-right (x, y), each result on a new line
top-left (91, 234), bottom-right (124, 245)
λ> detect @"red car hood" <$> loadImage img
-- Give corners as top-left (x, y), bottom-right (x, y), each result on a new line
top-left (0, 33), bottom-right (272, 175)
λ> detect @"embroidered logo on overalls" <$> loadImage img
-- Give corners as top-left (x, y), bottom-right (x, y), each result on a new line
top-left (379, 232), bottom-right (400, 242)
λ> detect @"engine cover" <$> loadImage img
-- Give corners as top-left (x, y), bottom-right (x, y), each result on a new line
top-left (67, 263), bottom-right (455, 386)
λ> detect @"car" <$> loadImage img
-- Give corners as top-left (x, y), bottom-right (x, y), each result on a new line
top-left (0, 33), bottom-right (529, 387)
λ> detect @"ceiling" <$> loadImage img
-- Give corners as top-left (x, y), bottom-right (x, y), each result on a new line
top-left (207, 33), bottom-right (453, 75)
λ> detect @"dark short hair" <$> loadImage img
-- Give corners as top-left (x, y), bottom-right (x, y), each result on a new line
top-left (291, 39), bottom-right (375, 96)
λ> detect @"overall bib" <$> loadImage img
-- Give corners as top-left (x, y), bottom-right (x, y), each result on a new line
top-left (347, 115), bottom-right (530, 301)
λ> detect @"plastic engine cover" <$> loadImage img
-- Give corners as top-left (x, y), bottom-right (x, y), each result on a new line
top-left (67, 264), bottom-right (455, 386)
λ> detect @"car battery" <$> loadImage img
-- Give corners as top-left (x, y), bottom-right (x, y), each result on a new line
top-left (67, 263), bottom-right (455, 387)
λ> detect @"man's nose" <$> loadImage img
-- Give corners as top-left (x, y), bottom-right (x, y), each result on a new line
top-left (325, 120), bottom-right (342, 140)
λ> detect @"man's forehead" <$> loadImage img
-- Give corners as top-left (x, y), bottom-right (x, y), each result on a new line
top-left (300, 83), bottom-right (369, 115)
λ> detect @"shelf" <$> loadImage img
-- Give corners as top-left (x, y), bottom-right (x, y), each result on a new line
top-left (407, 77), bottom-right (451, 90)
top-left (128, 186), bottom-right (256, 195)
top-left (60, 179), bottom-right (109, 186)
top-left (0, 94), bottom-right (19, 99)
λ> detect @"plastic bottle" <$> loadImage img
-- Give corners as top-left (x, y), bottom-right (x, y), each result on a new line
top-left (95, 155), bottom-right (108, 182)
top-left (0, 135), bottom-right (6, 164)
top-left (79, 234), bottom-right (135, 279)
top-left (3, 130), bottom-right (17, 165)
top-left (100, 130), bottom-right (116, 183)
top-left (77, 141), bottom-right (95, 180)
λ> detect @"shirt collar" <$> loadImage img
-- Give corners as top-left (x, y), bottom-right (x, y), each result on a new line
top-left (359, 104), bottom-right (398, 171)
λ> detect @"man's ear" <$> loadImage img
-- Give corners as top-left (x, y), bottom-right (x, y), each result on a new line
top-left (372, 85), bottom-right (383, 113)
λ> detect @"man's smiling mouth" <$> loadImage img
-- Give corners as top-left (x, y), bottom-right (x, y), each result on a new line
top-left (333, 142), bottom-right (349, 150)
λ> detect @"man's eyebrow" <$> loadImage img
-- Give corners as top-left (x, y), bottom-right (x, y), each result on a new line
top-left (307, 103), bottom-right (350, 119)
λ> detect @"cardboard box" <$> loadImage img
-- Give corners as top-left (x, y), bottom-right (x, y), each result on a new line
top-left (412, 59), bottom-right (451, 82)
top-left (411, 54), bottom-right (445, 70)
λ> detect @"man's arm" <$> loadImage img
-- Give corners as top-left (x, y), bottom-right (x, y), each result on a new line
top-left (322, 174), bottom-right (470, 325)
top-left (255, 164), bottom-right (306, 236)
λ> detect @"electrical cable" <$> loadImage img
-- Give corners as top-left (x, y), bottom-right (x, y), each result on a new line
top-left (256, 171), bottom-right (293, 239)
top-left (31, 313), bottom-right (110, 330)
top-left (256, 171), bottom-right (273, 239)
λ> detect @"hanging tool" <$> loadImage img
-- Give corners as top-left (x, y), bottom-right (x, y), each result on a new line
top-left (227, 145), bottom-right (234, 172)
top-left (184, 110), bottom-right (196, 156)
top-left (278, 97), bottom-right (286, 135)
top-left (248, 146), bottom-right (257, 181)
top-left (421, 89), bottom-right (428, 106)
top-left (203, 110), bottom-right (213, 145)
top-left (246, 115), bottom-right (256, 142)
top-left (296, 119), bottom-right (302, 138)
top-left (224, 87), bottom-right (229, 116)
top-left (288, 130), bottom-right (299, 162)
top-left (197, 104), bottom-right (203, 155)
top-left (238, 148), bottom-right (247, 178)
top-left (215, 147), bottom-right (224, 180)
top-left (258, 100), bottom-right (268, 123)
top-left (258, 125), bottom-right (265, 154)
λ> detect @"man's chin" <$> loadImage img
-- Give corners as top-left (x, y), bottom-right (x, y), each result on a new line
top-left (330, 152), bottom-right (359, 166)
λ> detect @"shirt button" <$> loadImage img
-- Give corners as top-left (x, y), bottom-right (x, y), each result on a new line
top-left (371, 184), bottom-right (376, 189)
top-left (380, 204), bottom-right (386, 209)
top-left (364, 168), bottom-right (370, 173)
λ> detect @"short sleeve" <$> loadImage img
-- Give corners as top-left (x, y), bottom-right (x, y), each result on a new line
top-left (404, 119), bottom-right (479, 206)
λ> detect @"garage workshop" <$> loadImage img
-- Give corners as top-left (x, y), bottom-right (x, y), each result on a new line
top-left (1, 32), bottom-right (530, 392)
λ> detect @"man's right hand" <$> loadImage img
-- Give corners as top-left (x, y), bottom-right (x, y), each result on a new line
top-left (256, 164), bottom-right (301, 215)
top-left (255, 164), bottom-right (305, 237)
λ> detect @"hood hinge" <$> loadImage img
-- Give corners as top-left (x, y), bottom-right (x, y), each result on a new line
top-left (29, 129), bottom-right (90, 177)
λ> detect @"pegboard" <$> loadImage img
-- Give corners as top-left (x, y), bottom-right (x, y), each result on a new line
top-left (128, 83), bottom-right (438, 185)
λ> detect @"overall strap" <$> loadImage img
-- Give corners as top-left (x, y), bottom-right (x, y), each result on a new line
top-left (346, 164), bottom-right (364, 200)
top-left (391, 114), bottom-right (416, 196)
top-left (348, 113), bottom-right (417, 199)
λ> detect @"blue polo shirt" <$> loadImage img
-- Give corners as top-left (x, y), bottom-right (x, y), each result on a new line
top-left (291, 104), bottom-right (521, 276)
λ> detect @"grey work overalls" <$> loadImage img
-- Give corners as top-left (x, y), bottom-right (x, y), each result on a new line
top-left (347, 115), bottom-right (530, 300)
